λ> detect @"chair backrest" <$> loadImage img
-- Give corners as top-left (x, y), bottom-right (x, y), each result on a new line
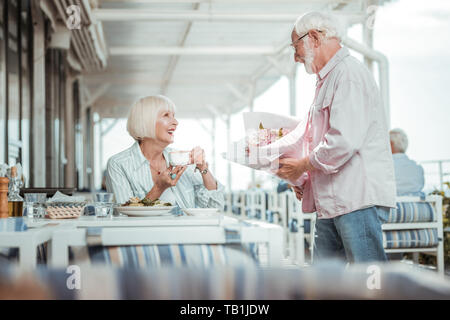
top-left (267, 191), bottom-right (278, 211)
top-left (229, 191), bottom-right (246, 216)
top-left (286, 192), bottom-right (303, 229)
top-left (254, 189), bottom-right (267, 220)
top-left (224, 193), bottom-right (233, 213)
top-left (389, 195), bottom-right (442, 224)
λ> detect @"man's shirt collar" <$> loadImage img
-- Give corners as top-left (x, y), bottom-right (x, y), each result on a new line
top-left (318, 46), bottom-right (350, 80)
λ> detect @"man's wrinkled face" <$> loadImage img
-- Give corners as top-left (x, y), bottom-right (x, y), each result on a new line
top-left (291, 29), bottom-right (315, 74)
top-left (291, 30), bottom-right (305, 63)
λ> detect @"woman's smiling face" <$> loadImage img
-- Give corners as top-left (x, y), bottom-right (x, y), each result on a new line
top-left (155, 109), bottom-right (178, 144)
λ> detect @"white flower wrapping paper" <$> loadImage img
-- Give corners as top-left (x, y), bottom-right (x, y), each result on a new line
top-left (223, 112), bottom-right (308, 185)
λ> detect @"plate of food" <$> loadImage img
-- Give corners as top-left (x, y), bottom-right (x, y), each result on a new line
top-left (117, 197), bottom-right (176, 216)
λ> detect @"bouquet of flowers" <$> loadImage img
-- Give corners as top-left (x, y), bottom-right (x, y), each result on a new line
top-left (245, 122), bottom-right (292, 156)
top-left (223, 112), bottom-right (307, 175)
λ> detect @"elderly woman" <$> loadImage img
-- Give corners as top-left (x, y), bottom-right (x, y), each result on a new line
top-left (106, 95), bottom-right (225, 210)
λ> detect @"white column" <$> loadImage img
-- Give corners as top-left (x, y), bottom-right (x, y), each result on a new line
top-left (31, 0), bottom-right (46, 187)
top-left (363, 24), bottom-right (374, 73)
top-left (342, 37), bottom-right (390, 129)
top-left (89, 112), bottom-right (95, 191)
top-left (64, 76), bottom-right (76, 188)
top-left (99, 117), bottom-right (104, 185)
top-left (226, 115), bottom-right (232, 193)
top-left (249, 88), bottom-right (256, 187)
top-left (363, 0), bottom-right (376, 73)
top-left (289, 66), bottom-right (297, 117)
top-left (81, 106), bottom-right (88, 190)
top-left (211, 117), bottom-right (216, 174)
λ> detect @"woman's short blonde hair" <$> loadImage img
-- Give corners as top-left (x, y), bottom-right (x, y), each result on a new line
top-left (127, 95), bottom-right (176, 141)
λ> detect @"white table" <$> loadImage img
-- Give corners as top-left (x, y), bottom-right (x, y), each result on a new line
top-left (0, 218), bottom-right (54, 269)
top-left (26, 214), bottom-right (222, 228)
top-left (47, 215), bottom-right (284, 268)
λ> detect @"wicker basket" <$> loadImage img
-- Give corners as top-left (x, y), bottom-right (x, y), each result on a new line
top-left (45, 202), bottom-right (86, 219)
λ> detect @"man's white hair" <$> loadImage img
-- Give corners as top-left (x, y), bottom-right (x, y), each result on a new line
top-left (389, 128), bottom-right (409, 153)
top-left (294, 11), bottom-right (344, 41)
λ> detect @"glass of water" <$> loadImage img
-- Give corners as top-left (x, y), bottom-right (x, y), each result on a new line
top-left (23, 193), bottom-right (47, 218)
top-left (94, 193), bottom-right (114, 218)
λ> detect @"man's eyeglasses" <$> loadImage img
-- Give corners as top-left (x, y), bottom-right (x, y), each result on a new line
top-left (290, 30), bottom-right (323, 50)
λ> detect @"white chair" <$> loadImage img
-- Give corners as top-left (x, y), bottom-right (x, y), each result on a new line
top-left (232, 191), bottom-right (246, 218)
top-left (236, 189), bottom-right (318, 265)
top-left (382, 195), bottom-right (444, 276)
top-left (253, 189), bottom-right (267, 221)
top-left (224, 192), bottom-right (233, 215)
top-left (244, 190), bottom-right (255, 218)
top-left (284, 192), bottom-right (317, 266)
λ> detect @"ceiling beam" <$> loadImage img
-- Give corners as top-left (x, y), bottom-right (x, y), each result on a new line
top-left (109, 46), bottom-right (277, 55)
top-left (226, 83), bottom-right (249, 104)
top-left (265, 56), bottom-right (291, 76)
top-left (196, 119), bottom-right (214, 136)
top-left (84, 75), bottom-right (255, 86)
top-left (93, 9), bottom-right (365, 24)
top-left (206, 104), bottom-right (228, 122)
top-left (100, 0), bottom-right (353, 3)
top-left (85, 84), bottom-right (111, 107)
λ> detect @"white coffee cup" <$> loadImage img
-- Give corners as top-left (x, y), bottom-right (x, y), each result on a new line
top-left (169, 151), bottom-right (191, 166)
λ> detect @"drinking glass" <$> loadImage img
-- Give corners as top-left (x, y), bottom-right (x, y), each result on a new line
top-left (94, 193), bottom-right (114, 218)
top-left (23, 193), bottom-right (47, 218)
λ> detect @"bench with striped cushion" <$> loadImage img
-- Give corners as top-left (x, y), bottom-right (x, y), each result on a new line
top-left (383, 229), bottom-right (439, 249)
top-left (388, 202), bottom-right (435, 223)
top-left (383, 201), bottom-right (439, 249)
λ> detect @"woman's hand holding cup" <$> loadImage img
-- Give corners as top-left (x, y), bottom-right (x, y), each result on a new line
top-left (190, 146), bottom-right (207, 171)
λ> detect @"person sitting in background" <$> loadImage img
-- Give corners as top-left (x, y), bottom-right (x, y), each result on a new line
top-left (390, 128), bottom-right (425, 197)
top-left (106, 95), bottom-right (225, 209)
top-left (276, 180), bottom-right (292, 194)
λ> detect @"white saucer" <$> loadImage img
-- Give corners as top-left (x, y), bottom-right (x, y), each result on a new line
top-left (181, 208), bottom-right (220, 216)
top-left (117, 206), bottom-right (175, 217)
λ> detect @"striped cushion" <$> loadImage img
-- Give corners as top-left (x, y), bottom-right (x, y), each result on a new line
top-left (383, 229), bottom-right (439, 249)
top-left (389, 202), bottom-right (435, 223)
top-left (70, 244), bottom-right (259, 268)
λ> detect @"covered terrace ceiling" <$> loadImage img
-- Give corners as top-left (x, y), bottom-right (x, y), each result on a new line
top-left (84, 0), bottom-right (382, 119)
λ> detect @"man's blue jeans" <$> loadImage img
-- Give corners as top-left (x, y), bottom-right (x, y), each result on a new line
top-left (313, 206), bottom-right (389, 263)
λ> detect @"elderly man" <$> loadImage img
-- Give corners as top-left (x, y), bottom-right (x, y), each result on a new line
top-left (276, 12), bottom-right (396, 263)
top-left (390, 128), bottom-right (425, 196)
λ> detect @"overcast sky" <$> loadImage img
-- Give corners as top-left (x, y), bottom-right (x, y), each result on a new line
top-left (100, 0), bottom-right (450, 192)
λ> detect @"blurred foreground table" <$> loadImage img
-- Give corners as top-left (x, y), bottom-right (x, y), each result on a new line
top-left (0, 218), bottom-right (54, 269)
top-left (44, 215), bottom-right (283, 268)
